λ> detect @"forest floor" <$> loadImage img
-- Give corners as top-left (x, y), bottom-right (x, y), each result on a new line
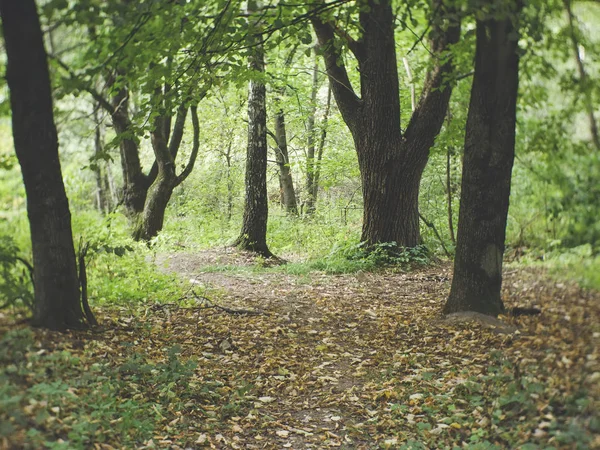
top-left (1, 247), bottom-right (599, 449)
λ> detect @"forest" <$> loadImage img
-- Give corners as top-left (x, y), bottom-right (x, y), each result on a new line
top-left (0, 0), bottom-right (599, 448)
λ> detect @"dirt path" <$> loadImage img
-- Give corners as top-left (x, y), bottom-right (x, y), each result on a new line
top-left (145, 248), bottom-right (600, 449)
top-left (4, 248), bottom-right (597, 449)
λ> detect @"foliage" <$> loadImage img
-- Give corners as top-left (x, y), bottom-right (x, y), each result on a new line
top-left (0, 235), bottom-right (33, 311)
top-left (309, 241), bottom-right (432, 274)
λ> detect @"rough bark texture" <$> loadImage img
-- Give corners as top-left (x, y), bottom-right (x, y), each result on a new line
top-left (444, 7), bottom-right (521, 316)
top-left (274, 108), bottom-right (298, 215)
top-left (1, 0), bottom-right (85, 330)
top-left (234, 2), bottom-right (272, 257)
top-left (312, 0), bottom-right (460, 247)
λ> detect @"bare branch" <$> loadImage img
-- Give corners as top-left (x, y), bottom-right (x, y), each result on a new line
top-left (175, 105), bottom-right (200, 186)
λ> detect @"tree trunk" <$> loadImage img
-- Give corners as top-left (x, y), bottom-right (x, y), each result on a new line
top-left (1, 0), bottom-right (86, 330)
top-left (564, 0), bottom-right (600, 150)
top-left (446, 145), bottom-right (456, 244)
top-left (234, 0), bottom-right (272, 257)
top-left (133, 105), bottom-right (199, 241)
top-left (358, 138), bottom-right (424, 246)
top-left (224, 141), bottom-right (234, 221)
top-left (444, 5), bottom-right (521, 316)
top-left (274, 108), bottom-right (298, 215)
top-left (305, 57), bottom-right (320, 215)
top-left (312, 0), bottom-right (460, 248)
top-left (309, 84), bottom-right (332, 215)
top-left (109, 83), bottom-right (149, 218)
top-left (92, 105), bottom-right (113, 214)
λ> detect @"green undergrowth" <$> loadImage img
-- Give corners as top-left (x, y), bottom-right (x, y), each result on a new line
top-left (0, 328), bottom-right (251, 449)
top-left (507, 244), bottom-right (600, 291)
top-left (2, 329), bottom-right (595, 449)
top-left (373, 351), bottom-right (597, 450)
top-left (305, 241), bottom-right (432, 274)
top-left (183, 241), bottom-right (434, 276)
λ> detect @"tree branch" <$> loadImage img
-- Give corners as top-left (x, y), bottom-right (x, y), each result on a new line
top-left (404, 1), bottom-right (461, 156)
top-left (50, 55), bottom-right (113, 113)
top-left (175, 105), bottom-right (200, 186)
top-left (311, 15), bottom-right (361, 129)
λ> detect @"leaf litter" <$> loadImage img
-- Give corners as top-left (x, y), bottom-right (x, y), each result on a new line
top-left (0, 249), bottom-right (598, 449)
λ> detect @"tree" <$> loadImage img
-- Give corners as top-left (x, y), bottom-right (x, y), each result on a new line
top-left (444, 2), bottom-right (522, 316)
top-left (1, 0), bottom-right (87, 330)
top-left (134, 103), bottom-right (201, 241)
top-left (272, 105), bottom-right (299, 215)
top-left (49, 0), bottom-right (234, 238)
top-left (234, 0), bottom-right (273, 257)
top-left (305, 56), bottom-right (332, 216)
top-left (269, 45), bottom-right (300, 216)
top-left (91, 104), bottom-right (116, 214)
top-left (563, 0), bottom-right (600, 150)
top-left (311, 0), bottom-right (460, 248)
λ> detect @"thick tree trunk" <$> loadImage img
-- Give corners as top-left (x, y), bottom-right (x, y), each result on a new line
top-left (312, 0), bottom-right (460, 247)
top-left (1, 0), bottom-right (86, 330)
top-left (274, 108), bottom-right (298, 215)
top-left (444, 7), bottom-right (521, 316)
top-left (358, 136), bottom-right (424, 246)
top-left (134, 172), bottom-right (176, 241)
top-left (234, 1), bottom-right (272, 257)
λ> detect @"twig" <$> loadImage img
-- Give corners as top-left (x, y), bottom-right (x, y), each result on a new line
top-left (419, 213), bottom-right (452, 258)
top-left (189, 291), bottom-right (268, 316)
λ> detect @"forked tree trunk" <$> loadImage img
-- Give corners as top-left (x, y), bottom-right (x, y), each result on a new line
top-left (312, 0), bottom-right (460, 247)
top-left (1, 0), bottom-right (86, 330)
top-left (133, 105), bottom-right (200, 241)
top-left (234, 0), bottom-right (272, 257)
top-left (444, 5), bottom-right (521, 316)
top-left (358, 135), bottom-right (424, 245)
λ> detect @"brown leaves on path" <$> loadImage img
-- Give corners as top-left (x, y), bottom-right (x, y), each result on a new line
top-left (1, 249), bottom-right (599, 449)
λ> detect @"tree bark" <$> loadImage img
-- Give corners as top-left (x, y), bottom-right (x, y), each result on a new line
top-left (444, 4), bottom-right (521, 316)
top-left (564, 0), bottom-right (600, 150)
top-left (274, 107), bottom-right (299, 215)
top-left (1, 0), bottom-right (86, 330)
top-left (133, 105), bottom-right (200, 241)
top-left (305, 57), bottom-right (320, 215)
top-left (234, 0), bottom-right (272, 257)
top-left (310, 84), bottom-right (332, 215)
top-left (312, 0), bottom-right (460, 247)
top-left (92, 105), bottom-right (114, 214)
top-left (108, 81), bottom-right (149, 218)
